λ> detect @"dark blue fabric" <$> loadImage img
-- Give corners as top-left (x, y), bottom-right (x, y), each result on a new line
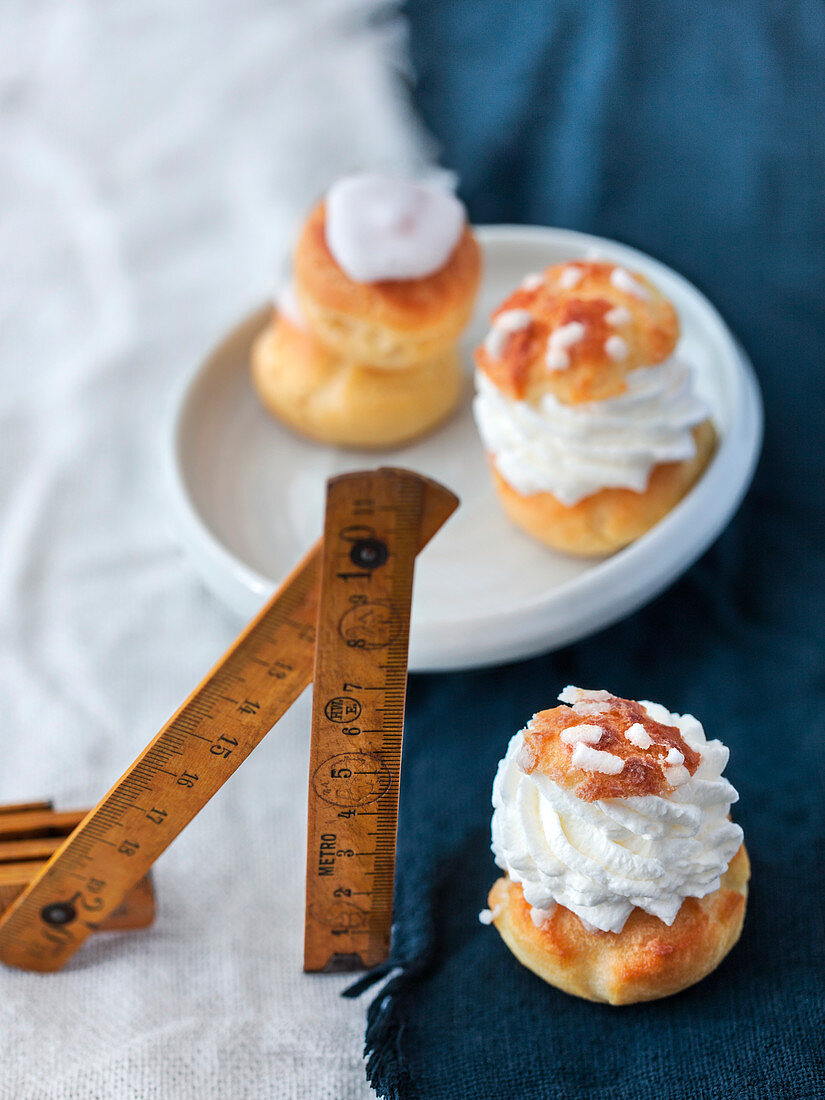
top-left (354, 3), bottom-right (825, 1097)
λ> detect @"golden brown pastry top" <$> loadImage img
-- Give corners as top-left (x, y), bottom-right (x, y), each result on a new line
top-left (474, 261), bottom-right (679, 405)
top-left (520, 691), bottom-right (700, 802)
top-left (293, 201), bottom-right (482, 330)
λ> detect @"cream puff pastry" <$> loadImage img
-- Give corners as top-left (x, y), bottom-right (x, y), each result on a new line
top-left (483, 687), bottom-right (748, 1005)
top-left (251, 311), bottom-right (463, 448)
top-left (294, 180), bottom-right (481, 370)
top-left (473, 262), bottom-right (715, 555)
top-left (252, 174), bottom-right (481, 448)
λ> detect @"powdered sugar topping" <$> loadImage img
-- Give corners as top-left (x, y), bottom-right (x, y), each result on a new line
top-left (664, 763), bottom-right (691, 787)
top-left (521, 272), bottom-right (545, 291)
top-left (560, 723), bottom-right (604, 746)
top-left (478, 903), bottom-right (504, 925)
top-left (571, 742), bottom-right (625, 774)
top-left (515, 738), bottom-right (538, 773)
top-left (610, 267), bottom-right (651, 300)
top-left (605, 334), bottom-right (628, 361)
top-left (558, 266), bottom-right (584, 289)
top-left (558, 686), bottom-right (614, 705)
top-left (484, 309), bottom-right (533, 359)
top-left (605, 305), bottom-right (632, 326)
top-left (625, 722), bottom-right (653, 749)
top-left (545, 321), bottom-right (586, 371)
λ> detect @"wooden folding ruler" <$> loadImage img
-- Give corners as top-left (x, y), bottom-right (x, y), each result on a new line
top-left (0, 801), bottom-right (155, 932)
top-left (0, 468), bottom-right (457, 973)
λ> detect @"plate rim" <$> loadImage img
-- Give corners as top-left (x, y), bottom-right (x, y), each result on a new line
top-left (164, 224), bottom-right (763, 670)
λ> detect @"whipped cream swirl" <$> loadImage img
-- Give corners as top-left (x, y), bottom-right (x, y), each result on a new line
top-left (491, 699), bottom-right (743, 933)
top-left (473, 358), bottom-right (709, 505)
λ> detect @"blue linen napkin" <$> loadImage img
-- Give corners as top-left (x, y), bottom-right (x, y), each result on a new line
top-left (349, 2), bottom-right (825, 1096)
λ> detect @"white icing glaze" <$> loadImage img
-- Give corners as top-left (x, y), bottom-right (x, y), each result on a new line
top-left (610, 267), bottom-right (651, 300)
top-left (325, 173), bottom-right (465, 282)
top-left (275, 280), bottom-right (306, 329)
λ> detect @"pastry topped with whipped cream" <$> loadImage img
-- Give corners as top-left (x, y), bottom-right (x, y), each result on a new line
top-left (477, 261), bottom-right (678, 405)
top-left (473, 261), bottom-right (715, 555)
top-left (251, 173), bottom-right (481, 448)
top-left (483, 687), bottom-right (749, 1004)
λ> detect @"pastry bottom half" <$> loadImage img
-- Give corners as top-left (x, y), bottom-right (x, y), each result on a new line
top-left (250, 314), bottom-right (464, 448)
top-left (488, 843), bottom-right (749, 1005)
top-left (490, 418), bottom-right (717, 556)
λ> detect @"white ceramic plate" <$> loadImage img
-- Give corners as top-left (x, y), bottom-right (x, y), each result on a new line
top-left (165, 226), bottom-right (762, 671)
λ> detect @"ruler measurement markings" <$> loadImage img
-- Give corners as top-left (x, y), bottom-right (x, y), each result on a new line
top-left (0, 472), bottom-right (456, 973)
top-left (303, 470), bottom-right (437, 973)
top-left (0, 545), bottom-right (323, 971)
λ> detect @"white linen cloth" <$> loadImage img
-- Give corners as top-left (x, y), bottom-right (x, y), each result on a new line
top-left (0, 2), bottom-right (430, 1096)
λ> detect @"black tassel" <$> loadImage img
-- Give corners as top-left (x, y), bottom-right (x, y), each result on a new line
top-left (342, 873), bottom-right (439, 1100)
